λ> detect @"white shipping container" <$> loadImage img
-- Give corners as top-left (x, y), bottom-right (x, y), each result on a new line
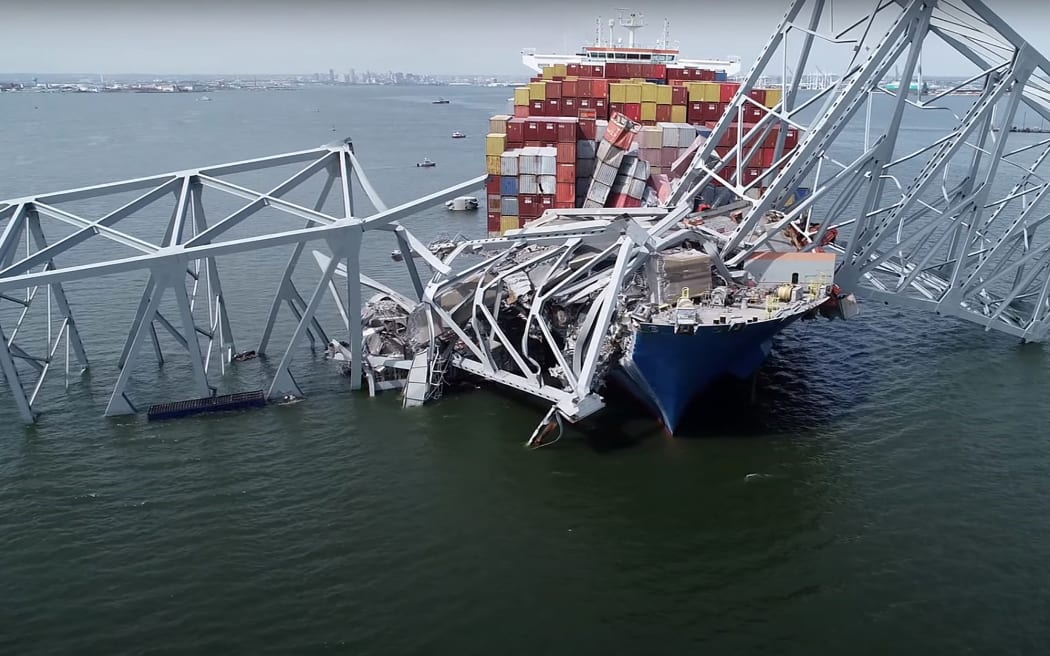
top-left (657, 122), bottom-right (678, 148)
top-left (585, 180), bottom-right (612, 206)
top-left (501, 197), bottom-right (519, 216)
top-left (593, 161), bottom-right (619, 186)
top-left (538, 175), bottom-right (557, 194)
top-left (538, 147), bottom-right (558, 176)
top-left (634, 160), bottom-right (651, 182)
top-left (596, 141), bottom-right (625, 168)
top-left (519, 174), bottom-right (539, 195)
top-left (595, 120), bottom-right (608, 143)
top-left (518, 147), bottom-right (541, 175)
top-left (627, 177), bottom-right (647, 200)
top-left (501, 151), bottom-right (520, 177)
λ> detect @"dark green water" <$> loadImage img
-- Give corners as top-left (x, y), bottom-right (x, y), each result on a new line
top-left (2, 87), bottom-right (1050, 654)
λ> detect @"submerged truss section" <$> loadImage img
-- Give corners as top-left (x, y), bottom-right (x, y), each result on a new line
top-left (0, 138), bottom-right (482, 422)
top-left (668, 0), bottom-right (1050, 342)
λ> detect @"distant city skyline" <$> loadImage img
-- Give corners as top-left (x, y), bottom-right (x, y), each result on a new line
top-left (5, 0), bottom-right (1050, 77)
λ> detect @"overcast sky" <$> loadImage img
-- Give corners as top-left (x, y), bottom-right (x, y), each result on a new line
top-left (3, 0), bottom-right (1047, 77)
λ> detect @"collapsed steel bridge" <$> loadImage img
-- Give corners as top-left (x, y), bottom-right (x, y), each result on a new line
top-left (4, 0), bottom-right (1050, 426)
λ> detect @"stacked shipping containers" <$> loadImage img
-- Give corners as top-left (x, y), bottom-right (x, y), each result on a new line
top-left (486, 64), bottom-right (799, 236)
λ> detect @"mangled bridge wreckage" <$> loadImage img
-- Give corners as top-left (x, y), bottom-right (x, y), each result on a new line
top-left (4, 0), bottom-right (1050, 444)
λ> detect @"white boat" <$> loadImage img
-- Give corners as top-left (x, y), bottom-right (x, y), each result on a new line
top-left (445, 196), bottom-right (479, 211)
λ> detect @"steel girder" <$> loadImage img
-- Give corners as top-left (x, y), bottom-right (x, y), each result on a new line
top-left (0, 138), bottom-right (483, 422)
top-left (665, 0), bottom-right (1050, 342)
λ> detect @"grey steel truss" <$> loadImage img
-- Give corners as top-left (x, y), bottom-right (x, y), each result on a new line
top-left (0, 138), bottom-right (482, 422)
top-left (668, 0), bottom-right (1050, 342)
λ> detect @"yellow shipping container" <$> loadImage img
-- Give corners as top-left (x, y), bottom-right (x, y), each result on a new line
top-left (486, 155), bottom-right (502, 175)
top-left (541, 66), bottom-right (555, 80)
top-left (489, 114), bottom-right (510, 134)
top-left (486, 133), bottom-right (507, 156)
top-left (764, 87), bottom-right (783, 108)
top-left (625, 84), bottom-right (643, 104)
top-left (640, 83), bottom-right (658, 104)
top-left (529, 81), bottom-right (547, 101)
top-left (553, 63), bottom-right (567, 77)
top-left (657, 85), bottom-right (673, 105)
top-left (609, 83), bottom-right (627, 103)
top-left (501, 216), bottom-right (521, 233)
top-left (641, 102), bottom-right (657, 122)
top-left (671, 105), bottom-right (687, 123)
top-left (687, 82), bottom-right (704, 102)
top-left (513, 87), bottom-right (530, 106)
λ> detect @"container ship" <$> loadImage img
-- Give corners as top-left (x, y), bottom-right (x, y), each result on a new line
top-left (459, 11), bottom-right (849, 435)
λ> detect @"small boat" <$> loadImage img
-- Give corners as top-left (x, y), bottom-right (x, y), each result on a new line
top-left (416, 157), bottom-right (436, 168)
top-left (198, 95), bottom-right (212, 102)
top-left (451, 131), bottom-right (466, 138)
top-left (432, 98), bottom-right (450, 104)
top-left (445, 196), bottom-right (479, 211)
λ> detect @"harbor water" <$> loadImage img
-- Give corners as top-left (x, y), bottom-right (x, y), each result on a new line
top-left (2, 86), bottom-right (1049, 654)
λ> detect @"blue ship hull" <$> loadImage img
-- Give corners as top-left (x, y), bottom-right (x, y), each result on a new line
top-left (614, 312), bottom-right (810, 433)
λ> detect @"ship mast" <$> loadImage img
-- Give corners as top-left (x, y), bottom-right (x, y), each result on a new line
top-left (615, 10), bottom-right (645, 48)
top-left (659, 18), bottom-right (669, 49)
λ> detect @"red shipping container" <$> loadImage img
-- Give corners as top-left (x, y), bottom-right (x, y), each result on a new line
top-left (578, 79), bottom-right (592, 98)
top-left (556, 181), bottom-right (575, 204)
top-left (524, 120), bottom-right (541, 141)
top-left (785, 127), bottom-right (800, 149)
top-left (605, 62), bottom-right (623, 78)
top-left (759, 147), bottom-right (775, 168)
top-left (609, 102), bottom-right (624, 117)
top-left (546, 98), bottom-right (562, 116)
top-left (557, 119), bottom-right (577, 143)
top-left (556, 142), bottom-right (577, 163)
top-left (591, 79), bottom-right (609, 99)
top-left (547, 81), bottom-right (562, 99)
top-left (589, 65), bottom-right (605, 77)
top-left (486, 175), bottom-right (501, 195)
top-left (557, 163), bottom-right (576, 183)
top-left (672, 86), bottom-right (688, 105)
top-left (525, 140), bottom-right (544, 147)
top-left (507, 118), bottom-right (525, 144)
top-left (703, 102), bottom-right (724, 122)
top-left (541, 120), bottom-right (559, 142)
top-left (744, 167), bottom-right (763, 185)
top-left (555, 200), bottom-right (575, 209)
top-left (567, 63), bottom-right (581, 76)
top-left (594, 98), bottom-right (608, 113)
top-left (530, 100), bottom-right (546, 116)
top-left (540, 195), bottom-right (555, 211)
top-left (748, 89), bottom-right (766, 105)
top-left (519, 194), bottom-right (540, 218)
top-left (487, 211), bottom-right (501, 233)
top-left (656, 105), bottom-right (672, 122)
top-left (687, 102), bottom-right (705, 123)
top-left (578, 117), bottom-right (597, 140)
top-left (562, 80), bottom-right (578, 98)
top-left (562, 97), bottom-right (577, 115)
top-left (720, 82), bottom-right (741, 103)
top-left (699, 69), bottom-right (716, 81)
top-left (651, 64), bottom-right (667, 79)
top-left (514, 106), bottom-right (529, 118)
top-left (745, 106), bottom-right (764, 123)
top-left (579, 97), bottom-right (593, 109)
top-left (487, 193), bottom-right (501, 210)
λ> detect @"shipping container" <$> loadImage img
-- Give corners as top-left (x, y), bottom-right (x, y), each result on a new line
top-left (640, 83), bottom-right (658, 104)
top-left (489, 118), bottom-right (509, 138)
top-left (556, 163), bottom-right (576, 183)
top-left (513, 106), bottom-right (529, 118)
top-left (500, 216), bottom-right (521, 233)
top-left (671, 105), bottom-right (687, 123)
top-left (556, 119), bottom-right (577, 143)
top-left (500, 196), bottom-right (519, 216)
top-left (529, 81), bottom-right (547, 101)
top-left (507, 118), bottom-right (525, 144)
top-left (513, 87), bottom-right (530, 106)
top-left (656, 104), bottom-right (672, 122)
top-left (625, 84), bottom-right (642, 104)
top-left (641, 102), bottom-right (657, 122)
top-left (486, 175), bottom-right (501, 195)
top-left (485, 133), bottom-right (507, 156)
top-left (519, 174), bottom-right (539, 195)
top-left (538, 175), bottom-right (557, 195)
top-left (562, 80), bottom-right (579, 98)
top-left (720, 82), bottom-right (741, 103)
top-left (624, 103), bottom-right (642, 122)
top-left (591, 79), bottom-right (609, 99)
top-left (764, 87), bottom-right (783, 109)
top-left (748, 89), bottom-right (767, 105)
top-left (501, 151), bottom-right (519, 177)
top-left (500, 175), bottom-right (519, 196)
top-left (556, 141), bottom-right (577, 163)
top-left (487, 210), bottom-right (501, 233)
top-left (486, 155), bottom-right (501, 175)
top-left (529, 100), bottom-right (546, 116)
top-left (547, 81), bottom-right (563, 99)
